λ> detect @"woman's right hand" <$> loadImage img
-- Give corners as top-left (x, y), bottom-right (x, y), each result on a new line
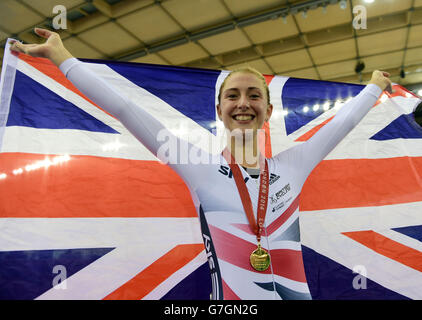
top-left (369, 70), bottom-right (393, 94)
top-left (9, 28), bottom-right (73, 66)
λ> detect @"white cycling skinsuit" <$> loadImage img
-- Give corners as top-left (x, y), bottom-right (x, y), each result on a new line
top-left (59, 58), bottom-right (382, 300)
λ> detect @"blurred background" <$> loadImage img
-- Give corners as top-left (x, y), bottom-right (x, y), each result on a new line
top-left (1, 0), bottom-right (421, 121)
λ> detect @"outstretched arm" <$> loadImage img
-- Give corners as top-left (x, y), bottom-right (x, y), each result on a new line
top-left (9, 28), bottom-right (212, 187)
top-left (10, 28), bottom-right (170, 158)
top-left (275, 71), bottom-right (391, 185)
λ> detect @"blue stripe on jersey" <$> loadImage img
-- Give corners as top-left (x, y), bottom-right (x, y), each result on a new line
top-left (89, 59), bottom-right (220, 133)
top-left (272, 218), bottom-right (300, 242)
top-left (199, 205), bottom-right (223, 300)
top-left (254, 281), bottom-right (312, 300)
top-left (0, 247), bottom-right (115, 300)
top-left (370, 113), bottom-right (422, 140)
top-left (6, 70), bottom-right (119, 133)
top-left (282, 78), bottom-right (364, 135)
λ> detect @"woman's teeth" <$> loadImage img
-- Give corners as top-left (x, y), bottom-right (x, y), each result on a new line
top-left (233, 115), bottom-right (254, 121)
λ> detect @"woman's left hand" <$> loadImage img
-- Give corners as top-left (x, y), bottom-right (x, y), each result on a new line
top-left (369, 70), bottom-right (393, 93)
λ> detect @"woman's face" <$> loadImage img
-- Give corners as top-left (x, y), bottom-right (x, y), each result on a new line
top-left (217, 72), bottom-right (273, 134)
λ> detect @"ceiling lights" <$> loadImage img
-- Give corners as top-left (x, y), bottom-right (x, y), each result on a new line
top-left (339, 0), bottom-right (347, 10)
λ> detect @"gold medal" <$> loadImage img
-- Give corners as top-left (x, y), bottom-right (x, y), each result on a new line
top-left (250, 243), bottom-right (270, 272)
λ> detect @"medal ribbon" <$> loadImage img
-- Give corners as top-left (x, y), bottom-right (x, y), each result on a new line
top-left (222, 148), bottom-right (269, 242)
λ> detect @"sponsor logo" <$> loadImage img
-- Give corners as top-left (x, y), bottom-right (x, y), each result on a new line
top-left (272, 201), bottom-right (284, 212)
top-left (218, 165), bottom-right (249, 183)
top-left (272, 196), bottom-right (292, 212)
top-left (269, 183), bottom-right (291, 204)
top-left (269, 173), bottom-right (280, 185)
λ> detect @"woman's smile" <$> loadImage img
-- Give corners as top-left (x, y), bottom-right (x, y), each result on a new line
top-left (232, 113), bottom-right (256, 123)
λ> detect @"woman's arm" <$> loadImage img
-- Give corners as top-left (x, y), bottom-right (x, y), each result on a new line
top-left (60, 57), bottom-right (172, 158)
top-left (275, 71), bottom-right (391, 185)
top-left (10, 28), bottom-right (212, 187)
top-left (10, 28), bottom-right (170, 159)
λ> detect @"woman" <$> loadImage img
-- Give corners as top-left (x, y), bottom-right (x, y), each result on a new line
top-left (10, 28), bottom-right (392, 300)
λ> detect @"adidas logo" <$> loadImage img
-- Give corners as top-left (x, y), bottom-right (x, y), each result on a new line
top-left (269, 173), bottom-right (280, 185)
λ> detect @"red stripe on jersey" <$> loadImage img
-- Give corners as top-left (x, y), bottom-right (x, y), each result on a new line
top-left (266, 196), bottom-right (299, 235)
top-left (232, 195), bottom-right (299, 236)
top-left (208, 225), bottom-right (306, 282)
top-left (222, 279), bottom-right (241, 300)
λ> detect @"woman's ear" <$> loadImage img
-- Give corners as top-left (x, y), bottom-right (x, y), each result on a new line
top-left (216, 104), bottom-right (223, 121)
top-left (265, 104), bottom-right (273, 122)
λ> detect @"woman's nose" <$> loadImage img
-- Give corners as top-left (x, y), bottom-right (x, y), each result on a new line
top-left (237, 95), bottom-right (250, 109)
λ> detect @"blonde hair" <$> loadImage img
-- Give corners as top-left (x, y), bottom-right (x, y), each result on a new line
top-left (218, 67), bottom-right (270, 105)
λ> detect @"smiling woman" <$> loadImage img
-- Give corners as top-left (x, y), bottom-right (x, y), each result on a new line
top-left (9, 28), bottom-right (393, 300)
top-left (216, 69), bottom-right (273, 168)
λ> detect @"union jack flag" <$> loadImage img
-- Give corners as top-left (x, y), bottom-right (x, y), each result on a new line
top-left (0, 38), bottom-right (421, 300)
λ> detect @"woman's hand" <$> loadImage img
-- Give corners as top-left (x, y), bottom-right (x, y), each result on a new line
top-left (9, 28), bottom-right (73, 67)
top-left (369, 70), bottom-right (393, 93)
